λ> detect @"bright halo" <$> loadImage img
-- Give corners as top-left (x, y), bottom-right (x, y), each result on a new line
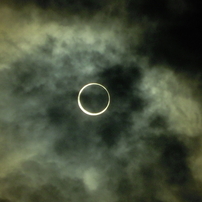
top-left (78, 83), bottom-right (110, 116)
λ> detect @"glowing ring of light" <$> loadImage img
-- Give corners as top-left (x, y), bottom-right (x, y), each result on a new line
top-left (78, 83), bottom-right (110, 116)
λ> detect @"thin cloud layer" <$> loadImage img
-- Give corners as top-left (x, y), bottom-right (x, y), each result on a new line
top-left (0, 1), bottom-right (202, 202)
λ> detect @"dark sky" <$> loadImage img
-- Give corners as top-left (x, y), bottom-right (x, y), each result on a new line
top-left (0, 1), bottom-right (202, 202)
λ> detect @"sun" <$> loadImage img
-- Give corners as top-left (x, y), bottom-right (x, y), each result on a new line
top-left (78, 83), bottom-right (110, 116)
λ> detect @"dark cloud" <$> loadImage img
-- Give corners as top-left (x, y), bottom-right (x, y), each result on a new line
top-left (157, 135), bottom-right (190, 185)
top-left (0, 199), bottom-right (11, 202)
top-left (137, 0), bottom-right (202, 77)
top-left (0, 0), bottom-right (202, 202)
top-left (1, 0), bottom-right (122, 19)
top-left (149, 115), bottom-right (168, 129)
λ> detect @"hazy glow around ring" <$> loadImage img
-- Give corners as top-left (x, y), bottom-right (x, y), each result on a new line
top-left (78, 83), bottom-right (110, 116)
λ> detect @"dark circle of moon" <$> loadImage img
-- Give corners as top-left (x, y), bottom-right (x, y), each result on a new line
top-left (78, 83), bottom-right (110, 116)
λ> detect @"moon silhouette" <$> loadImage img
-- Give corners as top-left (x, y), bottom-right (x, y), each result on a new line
top-left (78, 83), bottom-right (110, 116)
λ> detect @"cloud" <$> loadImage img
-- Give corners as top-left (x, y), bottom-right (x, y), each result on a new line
top-left (0, 1), bottom-right (202, 202)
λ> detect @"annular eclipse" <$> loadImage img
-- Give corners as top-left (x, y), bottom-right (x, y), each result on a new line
top-left (78, 83), bottom-right (110, 116)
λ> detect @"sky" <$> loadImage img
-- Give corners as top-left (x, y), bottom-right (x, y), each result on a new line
top-left (0, 0), bottom-right (202, 202)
